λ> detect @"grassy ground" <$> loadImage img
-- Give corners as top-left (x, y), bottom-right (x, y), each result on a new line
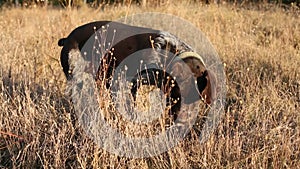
top-left (0, 2), bottom-right (299, 168)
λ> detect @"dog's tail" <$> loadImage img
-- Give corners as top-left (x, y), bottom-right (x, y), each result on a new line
top-left (58, 38), bottom-right (66, 47)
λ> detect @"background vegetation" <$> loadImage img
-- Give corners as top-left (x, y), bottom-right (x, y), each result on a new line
top-left (0, 1), bottom-right (299, 168)
top-left (0, 0), bottom-right (299, 8)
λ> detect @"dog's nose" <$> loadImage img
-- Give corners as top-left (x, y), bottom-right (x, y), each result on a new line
top-left (196, 71), bottom-right (208, 93)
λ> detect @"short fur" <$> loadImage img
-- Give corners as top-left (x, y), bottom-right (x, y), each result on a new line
top-left (58, 21), bottom-right (216, 109)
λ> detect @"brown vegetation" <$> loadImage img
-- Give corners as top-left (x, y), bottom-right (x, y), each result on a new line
top-left (0, 2), bottom-right (299, 168)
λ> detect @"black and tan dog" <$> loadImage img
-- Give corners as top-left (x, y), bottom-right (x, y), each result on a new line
top-left (58, 21), bottom-right (216, 113)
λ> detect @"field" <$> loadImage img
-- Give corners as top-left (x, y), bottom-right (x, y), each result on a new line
top-left (0, 2), bottom-right (299, 168)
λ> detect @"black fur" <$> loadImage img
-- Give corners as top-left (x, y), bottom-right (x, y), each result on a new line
top-left (58, 21), bottom-right (212, 116)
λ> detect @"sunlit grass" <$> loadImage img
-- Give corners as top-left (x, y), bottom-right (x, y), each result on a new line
top-left (0, 2), bottom-right (299, 168)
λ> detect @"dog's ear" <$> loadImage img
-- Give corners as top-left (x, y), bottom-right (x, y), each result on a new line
top-left (199, 69), bottom-right (217, 104)
top-left (171, 61), bottom-right (193, 83)
top-left (170, 61), bottom-right (200, 103)
top-left (171, 61), bottom-right (186, 79)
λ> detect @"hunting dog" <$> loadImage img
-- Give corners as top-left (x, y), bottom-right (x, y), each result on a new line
top-left (58, 21), bottom-right (216, 115)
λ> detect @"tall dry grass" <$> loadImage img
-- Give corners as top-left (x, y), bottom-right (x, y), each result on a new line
top-left (0, 2), bottom-right (299, 168)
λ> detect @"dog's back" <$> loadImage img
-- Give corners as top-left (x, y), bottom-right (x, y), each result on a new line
top-left (58, 21), bottom-right (161, 79)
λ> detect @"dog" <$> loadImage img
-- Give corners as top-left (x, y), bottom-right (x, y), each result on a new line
top-left (58, 21), bottom-right (216, 116)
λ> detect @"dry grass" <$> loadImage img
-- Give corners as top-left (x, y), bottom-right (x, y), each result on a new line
top-left (0, 2), bottom-right (299, 168)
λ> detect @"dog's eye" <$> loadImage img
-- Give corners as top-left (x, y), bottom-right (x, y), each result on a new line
top-left (196, 65), bottom-right (200, 69)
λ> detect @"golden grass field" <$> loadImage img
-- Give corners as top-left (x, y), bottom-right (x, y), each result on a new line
top-left (0, 2), bottom-right (299, 168)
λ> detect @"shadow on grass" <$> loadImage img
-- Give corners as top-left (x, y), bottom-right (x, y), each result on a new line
top-left (0, 69), bottom-right (79, 168)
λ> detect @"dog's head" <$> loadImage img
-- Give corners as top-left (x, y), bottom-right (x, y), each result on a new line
top-left (171, 52), bottom-right (217, 105)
